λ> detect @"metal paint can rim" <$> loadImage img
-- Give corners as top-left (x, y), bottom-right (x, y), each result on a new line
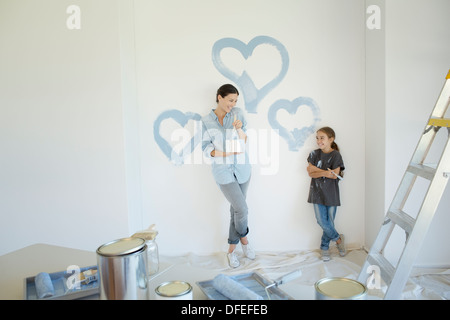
top-left (314, 277), bottom-right (367, 300)
top-left (96, 237), bottom-right (146, 257)
top-left (155, 281), bottom-right (192, 298)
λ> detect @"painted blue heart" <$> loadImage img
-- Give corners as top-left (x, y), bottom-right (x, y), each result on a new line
top-left (153, 109), bottom-right (202, 165)
top-left (212, 36), bottom-right (289, 114)
top-left (268, 97), bottom-right (321, 151)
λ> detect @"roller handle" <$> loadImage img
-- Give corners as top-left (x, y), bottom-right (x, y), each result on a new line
top-left (274, 269), bottom-right (302, 286)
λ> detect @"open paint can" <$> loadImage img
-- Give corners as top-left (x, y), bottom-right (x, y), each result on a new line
top-left (155, 281), bottom-right (193, 300)
top-left (315, 277), bottom-right (367, 300)
top-left (97, 237), bottom-right (149, 300)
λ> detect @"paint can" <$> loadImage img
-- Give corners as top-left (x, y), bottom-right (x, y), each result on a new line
top-left (314, 277), bottom-right (367, 300)
top-left (96, 237), bottom-right (149, 300)
top-left (155, 281), bottom-right (193, 300)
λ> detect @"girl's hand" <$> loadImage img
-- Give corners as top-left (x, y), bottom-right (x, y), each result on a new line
top-left (307, 163), bottom-right (319, 174)
top-left (327, 168), bottom-right (342, 180)
top-left (328, 169), bottom-right (335, 178)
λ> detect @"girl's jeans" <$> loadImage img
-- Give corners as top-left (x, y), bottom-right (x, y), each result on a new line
top-left (313, 204), bottom-right (340, 250)
top-left (219, 176), bottom-right (251, 245)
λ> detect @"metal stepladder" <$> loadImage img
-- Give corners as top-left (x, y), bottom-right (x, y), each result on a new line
top-left (357, 70), bottom-right (450, 299)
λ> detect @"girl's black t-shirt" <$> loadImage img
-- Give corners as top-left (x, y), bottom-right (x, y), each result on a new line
top-left (307, 149), bottom-right (345, 206)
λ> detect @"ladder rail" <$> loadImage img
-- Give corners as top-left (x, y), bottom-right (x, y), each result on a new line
top-left (389, 75), bottom-right (449, 213)
top-left (412, 79), bottom-right (450, 164)
top-left (358, 70), bottom-right (450, 299)
top-left (385, 136), bottom-right (450, 299)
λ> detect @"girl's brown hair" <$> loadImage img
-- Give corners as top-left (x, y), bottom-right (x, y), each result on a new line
top-left (318, 126), bottom-right (343, 177)
top-left (317, 126), bottom-right (339, 152)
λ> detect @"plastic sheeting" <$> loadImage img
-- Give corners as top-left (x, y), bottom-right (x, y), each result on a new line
top-left (157, 248), bottom-right (449, 300)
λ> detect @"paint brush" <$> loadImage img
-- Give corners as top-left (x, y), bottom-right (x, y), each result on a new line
top-left (232, 110), bottom-right (238, 132)
top-left (328, 169), bottom-right (343, 180)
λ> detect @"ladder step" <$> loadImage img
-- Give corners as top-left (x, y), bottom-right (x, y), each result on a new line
top-left (387, 209), bottom-right (415, 235)
top-left (407, 163), bottom-right (436, 180)
top-left (428, 117), bottom-right (450, 128)
top-left (367, 253), bottom-right (395, 285)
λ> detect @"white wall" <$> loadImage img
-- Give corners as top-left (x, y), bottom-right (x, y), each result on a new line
top-left (383, 0), bottom-right (450, 266)
top-left (1, 0), bottom-right (448, 268)
top-left (133, 0), bottom-right (366, 255)
top-left (363, 0), bottom-right (450, 268)
top-left (0, 0), bottom-right (130, 255)
top-left (364, 0), bottom-right (386, 251)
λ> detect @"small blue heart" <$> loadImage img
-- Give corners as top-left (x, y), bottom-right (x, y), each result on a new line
top-left (268, 97), bottom-right (321, 151)
top-left (153, 109), bottom-right (202, 165)
top-left (212, 36), bottom-right (289, 114)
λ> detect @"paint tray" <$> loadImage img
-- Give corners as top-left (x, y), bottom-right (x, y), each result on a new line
top-left (196, 272), bottom-right (294, 300)
top-left (24, 265), bottom-right (99, 300)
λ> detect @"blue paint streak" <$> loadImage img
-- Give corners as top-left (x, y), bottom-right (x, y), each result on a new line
top-left (268, 97), bottom-right (321, 151)
top-left (212, 36), bottom-right (289, 114)
top-left (153, 109), bottom-right (202, 165)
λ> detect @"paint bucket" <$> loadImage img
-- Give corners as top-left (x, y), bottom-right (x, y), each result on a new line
top-left (314, 277), bottom-right (367, 300)
top-left (155, 281), bottom-right (193, 300)
top-left (96, 237), bottom-right (149, 300)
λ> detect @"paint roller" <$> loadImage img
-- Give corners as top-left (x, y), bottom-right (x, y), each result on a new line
top-left (212, 274), bottom-right (264, 300)
top-left (35, 272), bottom-right (55, 299)
top-left (262, 269), bottom-right (302, 299)
top-left (34, 269), bottom-right (98, 299)
top-left (212, 270), bottom-right (302, 300)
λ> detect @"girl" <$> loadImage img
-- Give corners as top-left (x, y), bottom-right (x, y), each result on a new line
top-left (201, 84), bottom-right (254, 268)
top-left (307, 127), bottom-right (345, 261)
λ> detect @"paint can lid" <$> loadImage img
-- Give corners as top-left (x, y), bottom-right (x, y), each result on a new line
top-left (96, 237), bottom-right (146, 256)
top-left (315, 277), bottom-right (367, 299)
top-left (156, 281), bottom-right (192, 297)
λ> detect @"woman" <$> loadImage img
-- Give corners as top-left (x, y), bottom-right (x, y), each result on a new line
top-left (201, 84), bottom-right (254, 268)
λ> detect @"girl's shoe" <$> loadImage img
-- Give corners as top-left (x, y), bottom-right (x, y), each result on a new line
top-left (321, 249), bottom-right (331, 261)
top-left (227, 251), bottom-right (240, 268)
top-left (336, 234), bottom-right (346, 256)
top-left (242, 243), bottom-right (255, 260)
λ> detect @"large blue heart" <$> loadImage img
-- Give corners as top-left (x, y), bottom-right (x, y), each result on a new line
top-left (153, 110), bottom-right (202, 165)
top-left (212, 36), bottom-right (289, 114)
top-left (268, 97), bottom-right (321, 151)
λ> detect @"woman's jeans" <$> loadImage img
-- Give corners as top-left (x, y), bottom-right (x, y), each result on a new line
top-left (219, 176), bottom-right (250, 245)
top-left (313, 204), bottom-right (340, 250)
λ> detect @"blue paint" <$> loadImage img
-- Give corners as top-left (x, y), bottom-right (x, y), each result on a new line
top-left (153, 109), bottom-right (202, 165)
top-left (268, 97), bottom-right (321, 151)
top-left (153, 36), bottom-right (321, 165)
top-left (212, 36), bottom-right (289, 114)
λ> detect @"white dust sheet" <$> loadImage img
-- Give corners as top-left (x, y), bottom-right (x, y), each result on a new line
top-left (153, 248), bottom-right (450, 300)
